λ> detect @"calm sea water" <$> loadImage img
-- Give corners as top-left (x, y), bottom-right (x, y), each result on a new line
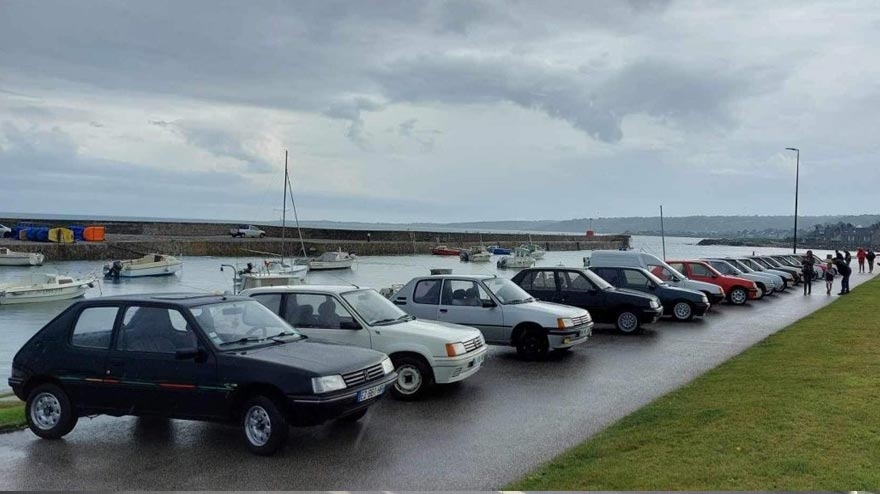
top-left (0, 236), bottom-right (833, 386)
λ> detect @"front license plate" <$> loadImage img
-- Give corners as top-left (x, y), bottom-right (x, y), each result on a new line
top-left (469, 353), bottom-right (485, 368)
top-left (357, 383), bottom-right (385, 402)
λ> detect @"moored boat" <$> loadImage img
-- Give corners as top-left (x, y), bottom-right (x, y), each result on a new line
top-left (103, 254), bottom-right (182, 278)
top-left (496, 248), bottom-right (536, 269)
top-left (486, 245), bottom-right (511, 255)
top-left (460, 246), bottom-right (491, 262)
top-left (0, 273), bottom-right (95, 305)
top-left (519, 243), bottom-right (546, 259)
top-left (309, 249), bottom-right (355, 270)
top-left (0, 248), bottom-right (45, 266)
top-left (432, 246), bottom-right (461, 256)
top-left (222, 261), bottom-right (308, 293)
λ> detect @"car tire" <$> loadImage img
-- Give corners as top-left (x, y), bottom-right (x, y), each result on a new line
top-left (241, 395), bottom-right (289, 456)
top-left (26, 383), bottom-right (78, 439)
top-left (259, 233), bottom-right (265, 238)
top-left (337, 408), bottom-right (368, 422)
top-left (615, 310), bottom-right (642, 334)
top-left (729, 287), bottom-right (748, 305)
top-left (516, 328), bottom-right (549, 361)
top-left (391, 355), bottom-right (433, 401)
top-left (671, 301), bottom-right (694, 322)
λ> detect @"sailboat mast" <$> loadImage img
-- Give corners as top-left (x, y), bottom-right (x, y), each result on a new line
top-left (281, 150), bottom-right (288, 264)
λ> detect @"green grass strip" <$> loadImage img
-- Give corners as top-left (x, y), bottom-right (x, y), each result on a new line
top-left (508, 277), bottom-right (880, 490)
top-left (0, 401), bottom-right (25, 432)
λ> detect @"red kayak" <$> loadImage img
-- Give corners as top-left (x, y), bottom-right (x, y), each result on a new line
top-left (432, 246), bottom-right (461, 256)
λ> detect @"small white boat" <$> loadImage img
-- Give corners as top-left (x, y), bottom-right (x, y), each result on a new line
top-left (497, 248), bottom-right (536, 269)
top-left (0, 273), bottom-right (95, 305)
top-left (0, 248), bottom-right (44, 266)
top-left (309, 249), bottom-right (355, 271)
top-left (460, 247), bottom-right (492, 262)
top-left (103, 254), bottom-right (182, 278)
top-left (222, 261), bottom-right (308, 293)
top-left (520, 243), bottom-right (546, 260)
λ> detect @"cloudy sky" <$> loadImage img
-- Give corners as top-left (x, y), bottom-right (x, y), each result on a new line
top-left (1, 0), bottom-right (877, 223)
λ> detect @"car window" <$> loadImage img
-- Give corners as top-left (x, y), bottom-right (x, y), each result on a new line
top-left (191, 300), bottom-right (295, 348)
top-left (689, 263), bottom-right (714, 276)
top-left (118, 306), bottom-right (197, 353)
top-left (441, 280), bottom-right (482, 306)
top-left (413, 279), bottom-right (441, 304)
top-left (623, 269), bottom-right (650, 288)
top-left (517, 271), bottom-right (536, 290)
top-left (251, 293), bottom-right (282, 314)
top-left (286, 293), bottom-right (360, 329)
top-left (648, 264), bottom-right (676, 281)
top-left (558, 271), bottom-right (595, 292)
top-left (530, 271), bottom-right (556, 290)
top-left (71, 306), bottom-right (118, 349)
top-left (342, 289), bottom-right (409, 326)
top-left (593, 268), bottom-right (620, 286)
top-left (667, 262), bottom-right (686, 274)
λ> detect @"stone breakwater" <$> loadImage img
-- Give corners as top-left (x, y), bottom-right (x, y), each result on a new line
top-left (0, 218), bottom-right (630, 261)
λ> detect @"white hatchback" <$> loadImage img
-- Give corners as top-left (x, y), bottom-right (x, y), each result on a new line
top-left (243, 285), bottom-right (487, 400)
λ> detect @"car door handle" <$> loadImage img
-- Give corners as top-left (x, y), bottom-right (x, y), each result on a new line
top-left (439, 309), bottom-right (448, 313)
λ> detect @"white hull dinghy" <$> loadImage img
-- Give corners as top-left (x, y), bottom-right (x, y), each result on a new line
top-left (104, 254), bottom-right (182, 278)
top-left (0, 273), bottom-right (95, 305)
top-left (0, 248), bottom-right (44, 266)
top-left (309, 249), bottom-right (355, 271)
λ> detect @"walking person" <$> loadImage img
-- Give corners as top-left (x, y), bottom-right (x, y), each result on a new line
top-left (857, 247), bottom-right (866, 273)
top-left (801, 250), bottom-right (814, 295)
top-left (836, 255), bottom-right (852, 294)
top-left (825, 261), bottom-right (838, 295)
top-left (867, 248), bottom-right (876, 274)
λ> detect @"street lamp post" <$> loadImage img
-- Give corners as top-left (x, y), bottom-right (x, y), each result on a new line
top-left (785, 147), bottom-right (800, 254)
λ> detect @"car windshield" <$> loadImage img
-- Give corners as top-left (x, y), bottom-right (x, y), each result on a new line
top-left (751, 258), bottom-right (771, 268)
top-left (580, 269), bottom-right (613, 290)
top-left (727, 259), bottom-right (751, 272)
top-left (191, 300), bottom-right (301, 349)
top-left (639, 269), bottom-right (667, 286)
top-left (762, 257), bottom-right (782, 267)
top-left (712, 260), bottom-right (740, 274)
top-left (342, 289), bottom-right (412, 326)
top-left (482, 277), bottom-right (534, 304)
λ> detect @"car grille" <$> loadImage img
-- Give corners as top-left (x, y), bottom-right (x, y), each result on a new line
top-left (341, 363), bottom-right (386, 387)
top-left (571, 314), bottom-right (592, 326)
top-left (463, 336), bottom-right (484, 353)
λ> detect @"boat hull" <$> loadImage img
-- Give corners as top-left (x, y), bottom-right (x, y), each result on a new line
top-left (432, 248), bottom-right (461, 256)
top-left (0, 254), bottom-right (44, 266)
top-left (308, 259), bottom-right (354, 270)
top-left (118, 263), bottom-right (182, 277)
top-left (0, 285), bottom-right (87, 305)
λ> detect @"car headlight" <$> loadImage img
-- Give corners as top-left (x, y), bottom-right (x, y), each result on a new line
top-left (311, 375), bottom-right (346, 394)
top-left (381, 357), bottom-right (395, 374)
top-left (557, 317), bottom-right (574, 329)
top-left (445, 342), bottom-right (467, 357)
top-left (701, 295), bottom-right (709, 303)
top-left (650, 299), bottom-right (660, 309)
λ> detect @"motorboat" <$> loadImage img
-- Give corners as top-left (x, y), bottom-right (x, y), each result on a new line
top-left (309, 249), bottom-right (355, 270)
top-left (0, 248), bottom-right (44, 266)
top-left (222, 261), bottom-right (308, 294)
top-left (519, 243), bottom-right (546, 259)
top-left (432, 246), bottom-right (461, 256)
top-left (0, 273), bottom-right (96, 305)
top-left (103, 254), bottom-right (182, 278)
top-left (486, 245), bottom-right (511, 255)
top-left (496, 248), bottom-right (536, 269)
top-left (460, 247), bottom-right (491, 262)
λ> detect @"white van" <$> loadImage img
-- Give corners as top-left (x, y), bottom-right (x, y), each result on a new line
top-left (587, 251), bottom-right (726, 304)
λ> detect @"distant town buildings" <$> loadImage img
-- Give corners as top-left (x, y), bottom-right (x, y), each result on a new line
top-left (807, 222), bottom-right (879, 249)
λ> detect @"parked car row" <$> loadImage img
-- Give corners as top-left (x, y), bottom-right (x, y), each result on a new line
top-left (8, 250), bottom-right (807, 457)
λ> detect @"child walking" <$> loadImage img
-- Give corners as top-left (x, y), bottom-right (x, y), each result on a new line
top-left (825, 261), bottom-right (838, 295)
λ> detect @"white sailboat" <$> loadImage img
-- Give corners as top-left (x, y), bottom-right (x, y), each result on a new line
top-left (103, 253), bottom-right (182, 278)
top-left (309, 249), bottom-right (356, 270)
top-left (0, 248), bottom-right (44, 266)
top-left (0, 273), bottom-right (96, 305)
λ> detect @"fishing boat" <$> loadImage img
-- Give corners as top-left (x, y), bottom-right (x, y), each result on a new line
top-left (432, 246), bottom-right (461, 256)
top-left (486, 245), bottom-right (511, 255)
top-left (496, 248), bottom-right (536, 269)
top-left (459, 246), bottom-right (491, 262)
top-left (519, 243), bottom-right (546, 259)
top-left (309, 249), bottom-right (355, 270)
top-left (0, 273), bottom-right (96, 305)
top-left (0, 248), bottom-right (45, 266)
top-left (223, 261), bottom-right (308, 293)
top-left (103, 254), bottom-right (182, 278)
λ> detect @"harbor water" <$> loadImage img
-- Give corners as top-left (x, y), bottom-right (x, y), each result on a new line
top-left (0, 236), bottom-right (834, 386)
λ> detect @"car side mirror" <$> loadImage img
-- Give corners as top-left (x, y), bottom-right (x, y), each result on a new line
top-left (481, 299), bottom-right (497, 308)
top-left (175, 347), bottom-right (206, 361)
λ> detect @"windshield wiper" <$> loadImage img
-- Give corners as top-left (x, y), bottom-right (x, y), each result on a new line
top-left (372, 315), bottom-right (411, 326)
top-left (219, 336), bottom-right (263, 347)
top-left (269, 331), bottom-right (303, 344)
top-left (506, 297), bottom-right (534, 304)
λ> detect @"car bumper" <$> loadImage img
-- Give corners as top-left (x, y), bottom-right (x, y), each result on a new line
top-left (747, 289), bottom-right (760, 300)
top-left (8, 376), bottom-right (25, 400)
top-left (433, 346), bottom-right (489, 384)
top-left (639, 307), bottom-right (663, 324)
top-left (707, 293), bottom-right (725, 304)
top-left (286, 372), bottom-right (397, 425)
top-left (547, 322), bottom-right (593, 349)
top-left (694, 302), bottom-right (711, 316)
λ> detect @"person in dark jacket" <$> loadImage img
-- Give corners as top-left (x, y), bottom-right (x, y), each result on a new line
top-left (836, 256), bottom-right (852, 294)
top-left (867, 248), bottom-right (876, 274)
top-left (844, 250), bottom-right (852, 266)
top-left (801, 250), bottom-right (814, 295)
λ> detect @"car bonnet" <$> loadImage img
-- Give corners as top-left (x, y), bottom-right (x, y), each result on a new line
top-left (233, 338), bottom-right (385, 376)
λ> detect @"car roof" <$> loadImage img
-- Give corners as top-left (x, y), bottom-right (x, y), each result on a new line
top-left (415, 274), bottom-right (497, 280)
top-left (81, 292), bottom-right (250, 307)
top-left (243, 285), bottom-right (369, 295)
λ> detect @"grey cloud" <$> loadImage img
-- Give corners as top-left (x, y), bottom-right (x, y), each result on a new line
top-left (149, 120), bottom-right (273, 173)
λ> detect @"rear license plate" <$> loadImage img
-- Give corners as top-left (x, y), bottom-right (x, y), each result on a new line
top-left (357, 383), bottom-right (385, 402)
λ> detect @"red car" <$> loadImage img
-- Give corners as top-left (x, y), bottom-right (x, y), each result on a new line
top-left (666, 260), bottom-right (759, 305)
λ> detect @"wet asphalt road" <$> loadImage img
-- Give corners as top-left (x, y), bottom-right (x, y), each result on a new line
top-left (1, 272), bottom-right (873, 490)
